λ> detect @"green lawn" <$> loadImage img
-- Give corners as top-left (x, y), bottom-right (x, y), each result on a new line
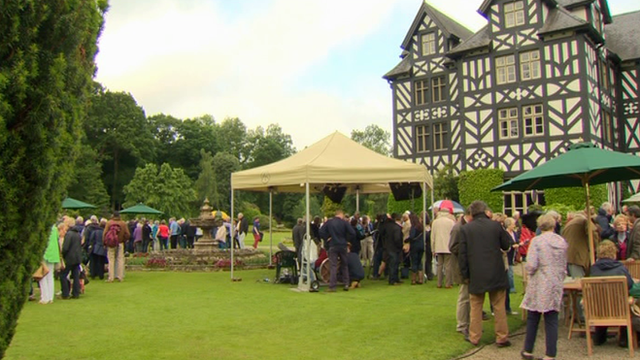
top-left (6, 270), bottom-right (524, 360)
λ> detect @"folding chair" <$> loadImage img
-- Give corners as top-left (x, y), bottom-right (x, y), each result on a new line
top-left (581, 276), bottom-right (636, 357)
top-left (274, 251), bottom-right (298, 284)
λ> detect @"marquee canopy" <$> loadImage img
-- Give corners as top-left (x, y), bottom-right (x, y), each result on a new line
top-left (231, 131), bottom-right (433, 193)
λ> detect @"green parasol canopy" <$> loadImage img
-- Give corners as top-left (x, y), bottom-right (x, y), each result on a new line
top-left (492, 142), bottom-right (640, 192)
top-left (61, 197), bottom-right (97, 209)
top-left (492, 142), bottom-right (640, 265)
top-left (119, 203), bottom-right (163, 215)
top-left (624, 193), bottom-right (640, 203)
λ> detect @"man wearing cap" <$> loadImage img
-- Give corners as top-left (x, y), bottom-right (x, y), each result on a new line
top-left (431, 200), bottom-right (456, 288)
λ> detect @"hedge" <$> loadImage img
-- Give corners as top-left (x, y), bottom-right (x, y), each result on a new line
top-left (544, 184), bottom-right (608, 211)
top-left (458, 169), bottom-right (505, 213)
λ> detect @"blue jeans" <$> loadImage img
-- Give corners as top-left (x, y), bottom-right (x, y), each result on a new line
top-left (410, 247), bottom-right (424, 272)
top-left (508, 265), bottom-right (516, 293)
top-left (159, 236), bottom-right (169, 250)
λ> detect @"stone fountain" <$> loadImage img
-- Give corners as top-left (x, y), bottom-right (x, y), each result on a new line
top-left (191, 198), bottom-right (220, 252)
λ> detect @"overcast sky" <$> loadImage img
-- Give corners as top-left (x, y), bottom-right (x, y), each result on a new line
top-left (95, 0), bottom-right (639, 149)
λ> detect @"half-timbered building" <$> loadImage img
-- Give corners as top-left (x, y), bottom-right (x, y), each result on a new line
top-left (384, 0), bottom-right (640, 214)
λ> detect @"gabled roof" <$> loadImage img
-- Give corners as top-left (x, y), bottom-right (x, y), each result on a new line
top-left (446, 25), bottom-right (492, 58)
top-left (538, 5), bottom-right (590, 35)
top-left (383, 56), bottom-right (412, 81)
top-left (401, 1), bottom-right (474, 50)
top-left (556, 0), bottom-right (612, 24)
top-left (605, 10), bottom-right (640, 61)
top-left (479, 0), bottom-right (558, 18)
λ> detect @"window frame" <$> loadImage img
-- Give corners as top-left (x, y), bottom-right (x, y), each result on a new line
top-left (504, 1), bottom-right (525, 28)
top-left (523, 104), bottom-right (544, 137)
top-left (416, 125), bottom-right (429, 153)
top-left (432, 122), bottom-right (448, 151)
top-left (421, 32), bottom-right (436, 56)
top-left (520, 50), bottom-right (541, 81)
top-left (431, 76), bottom-right (446, 103)
top-left (414, 79), bottom-right (429, 106)
top-left (496, 54), bottom-right (516, 85)
top-left (498, 107), bottom-right (519, 140)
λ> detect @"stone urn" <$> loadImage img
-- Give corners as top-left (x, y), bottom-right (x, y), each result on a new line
top-left (190, 198), bottom-right (220, 252)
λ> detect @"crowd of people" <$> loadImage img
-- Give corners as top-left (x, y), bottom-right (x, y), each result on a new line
top-left (33, 198), bottom-right (640, 360)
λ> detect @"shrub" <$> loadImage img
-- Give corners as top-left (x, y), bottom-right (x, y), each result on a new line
top-left (387, 194), bottom-right (430, 216)
top-left (458, 169), bottom-right (504, 213)
top-left (544, 184), bottom-right (607, 211)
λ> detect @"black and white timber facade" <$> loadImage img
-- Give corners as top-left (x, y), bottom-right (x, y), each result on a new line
top-left (384, 0), bottom-right (640, 214)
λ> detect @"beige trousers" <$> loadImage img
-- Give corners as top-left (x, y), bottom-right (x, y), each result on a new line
top-left (436, 253), bottom-right (453, 287)
top-left (469, 290), bottom-right (509, 345)
top-left (107, 243), bottom-right (125, 281)
top-left (456, 283), bottom-right (470, 332)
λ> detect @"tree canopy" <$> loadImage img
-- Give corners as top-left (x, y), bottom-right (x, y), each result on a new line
top-left (0, 0), bottom-right (108, 356)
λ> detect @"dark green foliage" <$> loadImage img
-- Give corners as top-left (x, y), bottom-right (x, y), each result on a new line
top-left (350, 124), bottom-right (391, 156)
top-left (66, 144), bottom-right (110, 216)
top-left (150, 114), bottom-right (221, 180)
top-left (387, 194), bottom-right (430, 216)
top-left (122, 163), bottom-right (196, 219)
top-left (0, 0), bottom-right (107, 356)
top-left (195, 150), bottom-right (217, 204)
top-left (83, 90), bottom-right (154, 209)
top-left (212, 152), bottom-right (240, 211)
top-left (434, 164), bottom-right (459, 202)
top-left (544, 184), bottom-right (608, 211)
top-left (292, 196), bottom-right (322, 220)
top-left (458, 169), bottom-right (504, 212)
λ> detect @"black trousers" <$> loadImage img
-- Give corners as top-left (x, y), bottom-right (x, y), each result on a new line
top-left (170, 235), bottom-right (179, 249)
top-left (328, 246), bottom-right (349, 289)
top-left (524, 310), bottom-right (558, 358)
top-left (60, 263), bottom-right (81, 298)
top-left (387, 250), bottom-right (401, 285)
top-left (89, 254), bottom-right (106, 279)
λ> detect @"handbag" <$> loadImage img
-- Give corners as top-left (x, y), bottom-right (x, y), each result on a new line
top-left (32, 262), bottom-right (50, 281)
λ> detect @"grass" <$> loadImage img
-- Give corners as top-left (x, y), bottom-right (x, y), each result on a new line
top-left (6, 270), bottom-right (524, 360)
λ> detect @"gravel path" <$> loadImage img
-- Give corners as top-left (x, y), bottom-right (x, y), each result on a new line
top-left (457, 318), bottom-right (638, 359)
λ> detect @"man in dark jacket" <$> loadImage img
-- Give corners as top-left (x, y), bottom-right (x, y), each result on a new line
top-left (596, 202), bottom-right (615, 240)
top-left (384, 213), bottom-right (404, 285)
top-left (61, 225), bottom-right (83, 299)
top-left (459, 201), bottom-right (511, 347)
top-left (319, 210), bottom-right (355, 292)
top-left (292, 218), bottom-right (305, 261)
top-left (627, 206), bottom-right (640, 260)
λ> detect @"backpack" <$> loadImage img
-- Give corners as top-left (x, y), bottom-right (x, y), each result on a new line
top-left (104, 223), bottom-right (121, 248)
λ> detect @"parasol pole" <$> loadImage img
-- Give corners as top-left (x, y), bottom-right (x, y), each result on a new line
top-left (230, 184), bottom-right (235, 281)
top-left (584, 180), bottom-right (596, 265)
top-left (269, 188), bottom-right (273, 267)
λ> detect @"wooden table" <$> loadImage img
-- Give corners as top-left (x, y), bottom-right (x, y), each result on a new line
top-left (564, 278), bottom-right (584, 339)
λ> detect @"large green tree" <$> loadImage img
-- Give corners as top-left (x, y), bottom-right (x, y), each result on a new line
top-left (84, 90), bottom-right (154, 209)
top-left (351, 124), bottom-right (391, 156)
top-left (122, 163), bottom-right (196, 219)
top-left (195, 149), bottom-right (217, 204)
top-left (0, 0), bottom-right (108, 356)
top-left (150, 114), bottom-right (220, 179)
top-left (211, 152), bottom-right (240, 211)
